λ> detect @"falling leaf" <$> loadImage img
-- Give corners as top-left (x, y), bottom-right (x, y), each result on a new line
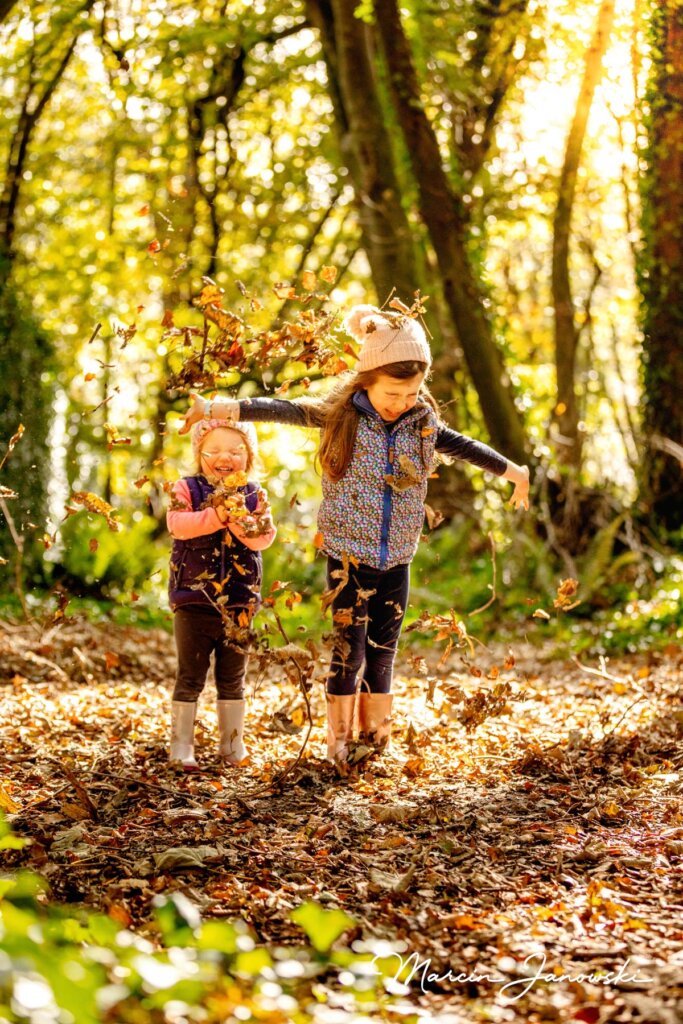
top-left (386, 454), bottom-right (421, 492)
top-left (533, 608), bottom-right (551, 620)
top-left (301, 270), bottom-right (317, 291)
top-left (71, 491), bottom-right (120, 531)
top-left (104, 423), bottom-right (132, 449)
top-left (554, 577), bottom-right (580, 610)
top-left (320, 265), bottom-right (337, 284)
top-left (273, 282), bottom-right (297, 300)
top-left (110, 318), bottom-right (137, 349)
top-left (147, 239), bottom-right (161, 254)
top-left (424, 503), bottom-right (444, 530)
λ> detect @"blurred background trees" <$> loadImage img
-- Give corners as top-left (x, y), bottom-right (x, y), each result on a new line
top-left (0, 0), bottom-right (680, 648)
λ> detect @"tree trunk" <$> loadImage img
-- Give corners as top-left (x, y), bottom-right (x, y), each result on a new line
top-left (373, 0), bottom-right (528, 465)
top-left (305, 0), bottom-right (420, 306)
top-left (639, 0), bottom-right (683, 532)
top-left (0, 4), bottom-right (95, 588)
top-left (0, 0), bottom-right (19, 25)
top-left (552, 0), bottom-right (615, 468)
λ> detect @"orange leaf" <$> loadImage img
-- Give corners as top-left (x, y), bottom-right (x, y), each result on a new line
top-left (320, 265), bottom-right (338, 284)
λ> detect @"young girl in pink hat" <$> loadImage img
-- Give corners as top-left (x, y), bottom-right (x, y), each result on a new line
top-left (167, 418), bottom-right (276, 770)
top-left (180, 304), bottom-right (529, 765)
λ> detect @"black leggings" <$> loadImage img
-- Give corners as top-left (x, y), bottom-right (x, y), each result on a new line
top-left (325, 557), bottom-right (410, 696)
top-left (173, 605), bottom-right (247, 701)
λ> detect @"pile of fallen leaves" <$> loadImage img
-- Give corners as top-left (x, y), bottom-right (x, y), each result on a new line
top-left (1, 614), bottom-right (683, 1023)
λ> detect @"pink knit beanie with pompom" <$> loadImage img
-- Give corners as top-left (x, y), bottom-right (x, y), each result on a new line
top-left (191, 418), bottom-right (258, 463)
top-left (343, 304), bottom-right (431, 372)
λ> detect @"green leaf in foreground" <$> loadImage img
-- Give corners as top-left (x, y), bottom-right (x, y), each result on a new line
top-left (291, 902), bottom-right (355, 954)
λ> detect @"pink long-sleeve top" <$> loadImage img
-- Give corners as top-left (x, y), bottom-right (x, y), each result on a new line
top-left (166, 479), bottom-right (276, 551)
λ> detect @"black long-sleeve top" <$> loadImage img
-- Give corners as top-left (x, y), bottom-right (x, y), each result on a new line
top-left (236, 395), bottom-right (508, 476)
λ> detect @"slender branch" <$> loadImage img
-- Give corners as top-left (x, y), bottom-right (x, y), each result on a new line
top-left (467, 531), bottom-right (498, 616)
top-left (268, 606), bottom-right (315, 790)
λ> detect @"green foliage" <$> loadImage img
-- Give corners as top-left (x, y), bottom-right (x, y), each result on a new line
top-left (0, 815), bottom-right (400, 1024)
top-left (577, 513), bottom-right (626, 599)
top-left (56, 511), bottom-right (164, 597)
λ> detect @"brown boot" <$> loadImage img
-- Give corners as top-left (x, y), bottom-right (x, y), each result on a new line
top-left (326, 692), bottom-right (358, 762)
top-left (170, 701), bottom-right (199, 772)
top-left (358, 692), bottom-right (393, 753)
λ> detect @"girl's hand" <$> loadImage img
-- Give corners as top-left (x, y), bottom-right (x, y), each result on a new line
top-left (178, 392), bottom-right (205, 435)
top-left (254, 487), bottom-right (272, 517)
top-left (508, 466), bottom-right (530, 511)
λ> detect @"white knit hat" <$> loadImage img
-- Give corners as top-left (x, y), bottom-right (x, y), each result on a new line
top-left (344, 304), bottom-right (431, 372)
top-left (191, 418), bottom-right (258, 462)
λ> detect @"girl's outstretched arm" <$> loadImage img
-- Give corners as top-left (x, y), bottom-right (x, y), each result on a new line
top-left (501, 461), bottom-right (530, 510)
top-left (435, 426), bottom-right (530, 510)
top-left (179, 392), bottom-right (312, 433)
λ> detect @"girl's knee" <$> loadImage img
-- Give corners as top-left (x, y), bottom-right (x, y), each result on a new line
top-left (173, 678), bottom-right (205, 702)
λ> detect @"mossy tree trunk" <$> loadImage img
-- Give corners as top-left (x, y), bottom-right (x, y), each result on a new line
top-left (373, 0), bottom-right (529, 466)
top-left (639, 0), bottom-right (683, 533)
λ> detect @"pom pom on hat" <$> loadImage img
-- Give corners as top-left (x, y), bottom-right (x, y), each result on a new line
top-left (343, 304), bottom-right (390, 341)
top-left (191, 418), bottom-right (258, 462)
top-left (343, 302), bottom-right (432, 372)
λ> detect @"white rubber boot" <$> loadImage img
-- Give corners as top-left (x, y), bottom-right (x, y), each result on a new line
top-left (170, 701), bottom-right (199, 771)
top-left (217, 699), bottom-right (247, 765)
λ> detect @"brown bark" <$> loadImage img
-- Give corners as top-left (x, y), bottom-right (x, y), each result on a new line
top-left (0, 0), bottom-right (19, 24)
top-left (0, 22), bottom-right (87, 255)
top-left (305, 0), bottom-right (419, 305)
top-left (640, 1), bottom-right (683, 531)
top-left (373, 0), bottom-right (528, 465)
top-left (552, 0), bottom-right (615, 467)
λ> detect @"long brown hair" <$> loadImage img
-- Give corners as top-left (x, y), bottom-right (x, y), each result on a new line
top-left (297, 361), bottom-right (438, 482)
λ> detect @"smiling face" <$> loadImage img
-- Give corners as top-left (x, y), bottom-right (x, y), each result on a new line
top-left (365, 371), bottom-right (426, 422)
top-left (198, 427), bottom-right (251, 479)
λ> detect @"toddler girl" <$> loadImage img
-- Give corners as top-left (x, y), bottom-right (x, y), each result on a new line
top-left (167, 418), bottom-right (276, 770)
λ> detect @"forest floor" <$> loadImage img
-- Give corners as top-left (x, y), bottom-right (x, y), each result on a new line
top-left (1, 613), bottom-right (682, 1023)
